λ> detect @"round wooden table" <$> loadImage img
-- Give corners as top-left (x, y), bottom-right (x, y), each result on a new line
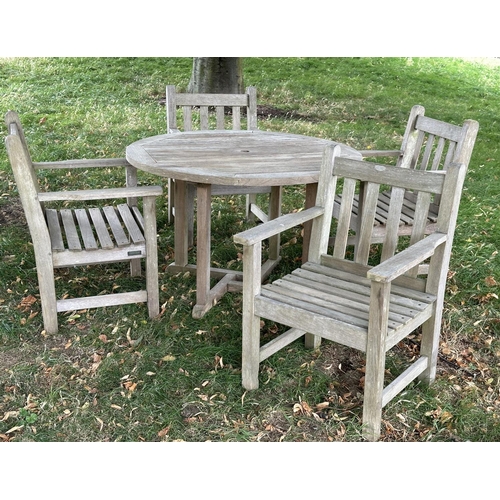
top-left (126, 130), bottom-right (362, 318)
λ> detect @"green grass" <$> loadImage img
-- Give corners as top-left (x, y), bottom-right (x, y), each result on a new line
top-left (1, 57), bottom-right (500, 443)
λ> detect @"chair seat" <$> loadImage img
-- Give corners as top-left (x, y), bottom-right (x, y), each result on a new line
top-left (46, 203), bottom-right (148, 268)
top-left (256, 261), bottom-right (437, 352)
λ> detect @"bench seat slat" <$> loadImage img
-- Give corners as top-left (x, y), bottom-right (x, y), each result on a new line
top-left (46, 208), bottom-right (65, 251)
top-left (102, 206), bottom-right (129, 247)
top-left (88, 208), bottom-right (114, 249)
top-left (117, 204), bottom-right (145, 244)
top-left (60, 209), bottom-right (82, 250)
top-left (75, 208), bottom-right (98, 250)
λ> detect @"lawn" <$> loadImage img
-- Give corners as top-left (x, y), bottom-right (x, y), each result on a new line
top-left (0, 57), bottom-right (499, 447)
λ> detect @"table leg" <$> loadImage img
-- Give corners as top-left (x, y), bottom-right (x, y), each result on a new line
top-left (173, 179), bottom-right (188, 268)
top-left (191, 184), bottom-right (237, 319)
top-left (193, 183), bottom-right (211, 317)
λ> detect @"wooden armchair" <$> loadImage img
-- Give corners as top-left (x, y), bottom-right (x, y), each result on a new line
top-left (4, 111), bottom-right (162, 334)
top-left (234, 143), bottom-right (470, 441)
top-left (334, 105), bottom-right (479, 257)
top-left (165, 85), bottom-right (274, 244)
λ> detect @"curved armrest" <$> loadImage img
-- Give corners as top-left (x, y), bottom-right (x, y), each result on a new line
top-left (234, 206), bottom-right (325, 246)
top-left (33, 158), bottom-right (131, 169)
top-left (367, 233), bottom-right (447, 283)
top-left (38, 185), bottom-right (163, 203)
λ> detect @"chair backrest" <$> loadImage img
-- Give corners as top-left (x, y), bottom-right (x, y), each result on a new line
top-left (165, 85), bottom-right (258, 132)
top-left (397, 105), bottom-right (478, 174)
top-left (309, 145), bottom-right (468, 278)
top-left (4, 111), bottom-right (47, 239)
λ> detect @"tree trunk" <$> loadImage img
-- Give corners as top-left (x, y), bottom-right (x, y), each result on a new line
top-left (188, 57), bottom-right (244, 94)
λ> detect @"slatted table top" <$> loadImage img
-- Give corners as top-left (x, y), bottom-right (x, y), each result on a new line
top-left (126, 130), bottom-right (362, 186)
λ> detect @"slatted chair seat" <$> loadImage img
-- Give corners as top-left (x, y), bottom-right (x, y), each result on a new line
top-left (234, 133), bottom-right (478, 440)
top-left (258, 260), bottom-right (436, 354)
top-left (47, 204), bottom-right (144, 252)
top-left (5, 111), bottom-right (163, 333)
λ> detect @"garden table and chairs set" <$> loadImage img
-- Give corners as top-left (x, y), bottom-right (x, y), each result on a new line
top-left (4, 86), bottom-right (478, 441)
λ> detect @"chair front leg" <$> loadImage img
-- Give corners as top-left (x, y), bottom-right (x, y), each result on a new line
top-left (363, 280), bottom-right (391, 441)
top-left (241, 242), bottom-right (263, 390)
top-left (35, 249), bottom-right (59, 334)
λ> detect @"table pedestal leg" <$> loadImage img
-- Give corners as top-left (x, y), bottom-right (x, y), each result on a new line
top-left (173, 179), bottom-right (188, 268)
top-left (192, 184), bottom-right (238, 319)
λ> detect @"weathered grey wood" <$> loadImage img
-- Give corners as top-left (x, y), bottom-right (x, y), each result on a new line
top-left (46, 209), bottom-right (64, 251)
top-left (332, 106), bottom-right (479, 259)
top-left (127, 127), bottom-right (362, 319)
top-left (234, 135), bottom-right (474, 440)
top-left (89, 208), bottom-right (114, 249)
top-left (165, 85), bottom-right (267, 236)
top-left (4, 111), bottom-right (162, 334)
top-left (38, 185), bottom-right (161, 202)
top-left (60, 209), bottom-right (82, 251)
top-left (381, 356), bottom-right (428, 407)
top-left (117, 204), bottom-right (145, 244)
top-left (103, 206), bottom-right (129, 247)
top-left (56, 290), bottom-right (148, 312)
top-left (34, 158), bottom-right (131, 169)
top-left (192, 183), bottom-right (212, 319)
top-left (75, 209), bottom-right (98, 250)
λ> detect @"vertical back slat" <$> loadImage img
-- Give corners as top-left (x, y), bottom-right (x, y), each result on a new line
top-left (418, 134), bottom-right (435, 171)
top-left (216, 106), bottom-right (225, 129)
top-left (232, 106), bottom-right (241, 130)
top-left (308, 145), bottom-right (340, 263)
top-left (246, 86), bottom-right (258, 130)
top-left (182, 106), bottom-right (193, 131)
top-left (355, 182), bottom-right (380, 265)
top-left (380, 186), bottom-right (406, 262)
top-left (332, 178), bottom-right (357, 260)
top-left (430, 137), bottom-right (446, 171)
top-left (200, 106), bottom-right (209, 130)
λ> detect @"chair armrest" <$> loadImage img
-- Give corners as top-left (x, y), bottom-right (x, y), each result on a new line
top-left (234, 206), bottom-right (325, 246)
top-left (38, 185), bottom-right (163, 203)
top-left (33, 158), bottom-right (131, 169)
top-left (367, 232), bottom-right (447, 283)
top-left (359, 149), bottom-right (402, 158)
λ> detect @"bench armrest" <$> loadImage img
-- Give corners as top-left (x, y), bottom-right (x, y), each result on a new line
top-left (367, 232), bottom-right (447, 283)
top-left (234, 206), bottom-right (325, 246)
top-left (38, 185), bottom-right (163, 203)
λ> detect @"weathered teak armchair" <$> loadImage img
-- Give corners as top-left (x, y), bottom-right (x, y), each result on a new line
top-left (4, 111), bottom-right (162, 334)
top-left (234, 143), bottom-right (470, 441)
top-left (165, 85), bottom-right (274, 243)
top-left (334, 105), bottom-right (478, 254)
